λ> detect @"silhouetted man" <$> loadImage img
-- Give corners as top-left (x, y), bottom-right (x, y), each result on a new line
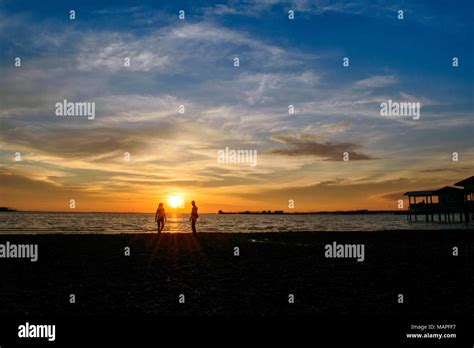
top-left (189, 200), bottom-right (199, 233)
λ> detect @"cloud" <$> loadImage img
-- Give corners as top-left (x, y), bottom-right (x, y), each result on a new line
top-left (73, 22), bottom-right (307, 74)
top-left (238, 71), bottom-right (320, 105)
top-left (269, 133), bottom-right (375, 161)
top-left (204, 0), bottom-right (404, 19)
top-left (419, 166), bottom-right (474, 174)
top-left (203, 0), bottom-right (282, 17)
top-left (77, 39), bottom-right (170, 72)
top-left (353, 75), bottom-right (398, 89)
top-left (0, 118), bottom-right (201, 159)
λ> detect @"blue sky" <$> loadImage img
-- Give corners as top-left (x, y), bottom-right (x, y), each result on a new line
top-left (0, 0), bottom-right (473, 212)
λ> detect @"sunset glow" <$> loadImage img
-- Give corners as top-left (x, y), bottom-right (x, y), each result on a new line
top-left (167, 196), bottom-right (184, 209)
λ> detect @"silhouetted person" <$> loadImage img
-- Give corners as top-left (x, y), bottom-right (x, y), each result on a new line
top-left (189, 200), bottom-right (199, 233)
top-left (155, 203), bottom-right (167, 233)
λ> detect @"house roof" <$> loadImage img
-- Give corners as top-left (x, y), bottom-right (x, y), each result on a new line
top-left (454, 176), bottom-right (474, 187)
top-left (433, 186), bottom-right (463, 193)
top-left (404, 190), bottom-right (435, 196)
top-left (404, 177), bottom-right (474, 196)
top-left (404, 186), bottom-right (462, 196)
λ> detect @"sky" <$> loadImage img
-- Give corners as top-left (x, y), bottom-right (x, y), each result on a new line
top-left (0, 0), bottom-right (473, 213)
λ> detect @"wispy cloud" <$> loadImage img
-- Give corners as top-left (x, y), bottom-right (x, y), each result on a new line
top-left (353, 75), bottom-right (398, 89)
top-left (270, 133), bottom-right (376, 161)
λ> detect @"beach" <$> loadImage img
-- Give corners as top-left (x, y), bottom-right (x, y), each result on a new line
top-left (0, 230), bottom-right (471, 318)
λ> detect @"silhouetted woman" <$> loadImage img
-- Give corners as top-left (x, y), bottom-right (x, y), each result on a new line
top-left (189, 200), bottom-right (199, 233)
top-left (155, 203), bottom-right (167, 233)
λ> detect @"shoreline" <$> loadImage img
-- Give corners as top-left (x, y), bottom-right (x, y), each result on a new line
top-left (0, 230), bottom-right (472, 318)
top-left (1, 210), bottom-right (410, 214)
top-left (0, 228), bottom-right (472, 235)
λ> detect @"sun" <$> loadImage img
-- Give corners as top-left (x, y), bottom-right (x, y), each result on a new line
top-left (167, 195), bottom-right (184, 208)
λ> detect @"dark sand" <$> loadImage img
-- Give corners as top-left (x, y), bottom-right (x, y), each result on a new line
top-left (0, 230), bottom-right (472, 318)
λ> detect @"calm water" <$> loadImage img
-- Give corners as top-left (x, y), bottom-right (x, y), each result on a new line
top-left (0, 212), bottom-right (472, 234)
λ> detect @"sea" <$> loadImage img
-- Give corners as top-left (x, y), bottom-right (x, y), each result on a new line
top-left (0, 212), bottom-right (472, 234)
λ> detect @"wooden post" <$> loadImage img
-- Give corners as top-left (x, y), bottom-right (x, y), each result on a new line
top-left (430, 196), bottom-right (434, 221)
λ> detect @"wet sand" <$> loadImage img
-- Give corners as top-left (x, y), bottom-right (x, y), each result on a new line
top-left (0, 230), bottom-right (472, 318)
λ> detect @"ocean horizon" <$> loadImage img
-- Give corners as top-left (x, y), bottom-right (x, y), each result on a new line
top-left (1, 211), bottom-right (472, 234)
